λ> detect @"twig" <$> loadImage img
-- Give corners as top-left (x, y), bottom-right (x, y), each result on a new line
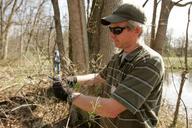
top-left (65, 113), bottom-right (71, 128)
top-left (19, 92), bottom-right (34, 116)
top-left (174, 1), bottom-right (192, 7)
top-left (11, 103), bottom-right (37, 112)
top-left (175, 0), bottom-right (183, 4)
top-left (167, 57), bottom-right (188, 128)
top-left (14, 83), bottom-right (28, 96)
top-left (0, 119), bottom-right (5, 128)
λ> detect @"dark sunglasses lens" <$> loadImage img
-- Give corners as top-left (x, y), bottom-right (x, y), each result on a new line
top-left (109, 27), bottom-right (124, 35)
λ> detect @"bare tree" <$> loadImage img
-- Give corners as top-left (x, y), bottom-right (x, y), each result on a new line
top-left (151, 0), bottom-right (192, 55)
top-left (171, 4), bottom-right (191, 128)
top-left (151, 0), bottom-right (174, 54)
top-left (47, 17), bottom-right (54, 60)
top-left (25, 0), bottom-right (46, 53)
top-left (51, 0), bottom-right (68, 76)
top-left (0, 0), bottom-right (23, 59)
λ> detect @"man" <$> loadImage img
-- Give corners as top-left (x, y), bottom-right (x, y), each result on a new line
top-left (53, 3), bottom-right (164, 128)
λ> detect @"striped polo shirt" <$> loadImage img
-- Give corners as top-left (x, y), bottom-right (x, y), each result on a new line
top-left (99, 45), bottom-right (164, 128)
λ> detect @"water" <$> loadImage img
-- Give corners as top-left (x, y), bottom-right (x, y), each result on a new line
top-left (163, 71), bottom-right (192, 116)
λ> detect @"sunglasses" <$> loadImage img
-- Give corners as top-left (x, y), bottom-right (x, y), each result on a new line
top-left (109, 26), bottom-right (130, 35)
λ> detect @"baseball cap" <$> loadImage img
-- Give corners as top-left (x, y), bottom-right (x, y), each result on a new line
top-left (101, 3), bottom-right (146, 25)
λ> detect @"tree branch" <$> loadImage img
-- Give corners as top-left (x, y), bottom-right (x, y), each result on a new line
top-left (15, 0), bottom-right (23, 12)
top-left (174, 1), bottom-right (192, 7)
top-left (2, 0), bottom-right (13, 16)
top-left (142, 0), bottom-right (149, 7)
top-left (3, 0), bottom-right (18, 33)
top-left (157, 0), bottom-right (162, 5)
top-left (175, 0), bottom-right (183, 4)
top-left (183, 5), bottom-right (191, 128)
top-left (184, 4), bottom-right (191, 71)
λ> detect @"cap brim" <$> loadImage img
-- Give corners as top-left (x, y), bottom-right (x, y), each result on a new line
top-left (101, 14), bottom-right (128, 26)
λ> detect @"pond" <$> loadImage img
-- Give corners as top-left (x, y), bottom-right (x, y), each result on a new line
top-left (163, 71), bottom-right (192, 117)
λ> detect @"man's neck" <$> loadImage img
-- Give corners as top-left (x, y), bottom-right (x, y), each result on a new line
top-left (123, 43), bottom-right (140, 53)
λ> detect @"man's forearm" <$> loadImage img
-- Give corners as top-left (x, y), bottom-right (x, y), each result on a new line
top-left (72, 94), bottom-right (126, 118)
top-left (76, 73), bottom-right (106, 86)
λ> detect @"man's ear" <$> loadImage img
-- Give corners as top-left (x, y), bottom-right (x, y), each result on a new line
top-left (134, 26), bottom-right (142, 35)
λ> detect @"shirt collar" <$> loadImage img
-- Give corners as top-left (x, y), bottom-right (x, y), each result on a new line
top-left (119, 46), bottom-right (143, 62)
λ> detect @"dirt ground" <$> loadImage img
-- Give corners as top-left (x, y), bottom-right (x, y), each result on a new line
top-left (0, 64), bottom-right (70, 128)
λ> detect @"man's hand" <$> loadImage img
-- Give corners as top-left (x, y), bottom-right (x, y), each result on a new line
top-left (52, 82), bottom-right (68, 101)
top-left (52, 81), bottom-right (81, 104)
top-left (66, 76), bottom-right (77, 88)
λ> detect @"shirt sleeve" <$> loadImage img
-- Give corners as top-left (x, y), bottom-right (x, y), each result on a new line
top-left (99, 55), bottom-right (116, 80)
top-left (111, 58), bottom-right (163, 115)
top-left (99, 65), bottom-right (108, 80)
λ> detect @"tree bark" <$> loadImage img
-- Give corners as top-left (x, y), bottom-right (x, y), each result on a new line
top-left (99, 0), bottom-right (122, 64)
top-left (150, 0), bottom-right (158, 48)
top-left (0, 0), bottom-right (3, 58)
top-left (87, 0), bottom-right (103, 61)
top-left (88, 0), bottom-right (122, 66)
top-left (67, 0), bottom-right (89, 73)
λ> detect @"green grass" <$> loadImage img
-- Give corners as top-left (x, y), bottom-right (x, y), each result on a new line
top-left (163, 57), bottom-right (192, 71)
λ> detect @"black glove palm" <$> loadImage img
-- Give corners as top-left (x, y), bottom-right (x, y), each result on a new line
top-left (52, 82), bottom-right (68, 101)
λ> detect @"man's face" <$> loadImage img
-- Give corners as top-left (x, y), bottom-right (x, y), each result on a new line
top-left (109, 21), bottom-right (140, 52)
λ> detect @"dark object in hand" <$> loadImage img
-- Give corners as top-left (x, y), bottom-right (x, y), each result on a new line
top-left (52, 82), bottom-right (68, 101)
top-left (66, 76), bottom-right (77, 88)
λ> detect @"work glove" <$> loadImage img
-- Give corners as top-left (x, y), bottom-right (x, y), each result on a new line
top-left (52, 81), bottom-right (69, 101)
top-left (52, 81), bottom-right (81, 104)
top-left (53, 82), bottom-right (81, 104)
top-left (66, 76), bottom-right (77, 88)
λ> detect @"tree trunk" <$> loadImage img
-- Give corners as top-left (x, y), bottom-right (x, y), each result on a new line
top-left (51, 0), bottom-right (68, 76)
top-left (171, 5), bottom-right (191, 128)
top-left (47, 20), bottom-right (53, 60)
top-left (100, 0), bottom-right (123, 64)
top-left (19, 17), bottom-right (23, 59)
top-left (150, 0), bottom-right (157, 47)
top-left (67, 0), bottom-right (89, 73)
top-left (3, 31), bottom-right (8, 59)
top-left (88, 0), bottom-right (122, 66)
top-left (0, 0), bottom-right (3, 58)
top-left (152, 0), bottom-right (174, 55)
top-left (87, 0), bottom-right (103, 60)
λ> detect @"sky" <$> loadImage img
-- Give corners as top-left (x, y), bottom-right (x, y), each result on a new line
top-left (123, 0), bottom-right (192, 38)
